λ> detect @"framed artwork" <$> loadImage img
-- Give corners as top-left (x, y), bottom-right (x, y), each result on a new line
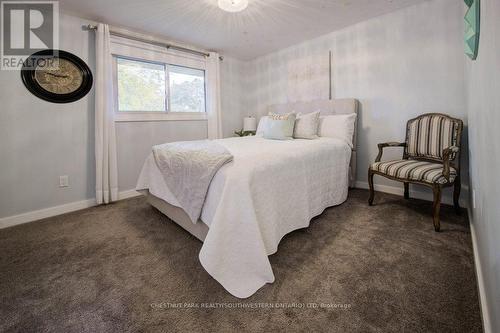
top-left (287, 53), bottom-right (329, 102)
top-left (464, 0), bottom-right (480, 60)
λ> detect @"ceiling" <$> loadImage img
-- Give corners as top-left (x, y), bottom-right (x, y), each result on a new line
top-left (60, 0), bottom-right (428, 60)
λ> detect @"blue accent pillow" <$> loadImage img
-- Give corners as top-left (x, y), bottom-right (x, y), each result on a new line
top-left (263, 113), bottom-right (297, 140)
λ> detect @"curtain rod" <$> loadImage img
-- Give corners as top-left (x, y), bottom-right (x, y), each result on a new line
top-left (84, 24), bottom-right (223, 60)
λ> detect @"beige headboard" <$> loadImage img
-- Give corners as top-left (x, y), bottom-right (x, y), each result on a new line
top-left (267, 99), bottom-right (359, 187)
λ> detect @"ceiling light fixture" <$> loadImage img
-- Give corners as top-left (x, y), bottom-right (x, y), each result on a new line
top-left (218, 0), bottom-right (248, 13)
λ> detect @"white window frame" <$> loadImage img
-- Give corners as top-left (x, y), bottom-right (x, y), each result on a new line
top-left (110, 35), bottom-right (208, 122)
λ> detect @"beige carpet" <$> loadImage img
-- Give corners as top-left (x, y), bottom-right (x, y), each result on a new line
top-left (0, 189), bottom-right (482, 332)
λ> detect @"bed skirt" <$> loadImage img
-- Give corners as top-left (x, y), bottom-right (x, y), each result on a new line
top-left (142, 191), bottom-right (208, 242)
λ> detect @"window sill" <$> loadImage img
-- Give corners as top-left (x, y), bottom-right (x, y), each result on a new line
top-left (114, 112), bottom-right (208, 122)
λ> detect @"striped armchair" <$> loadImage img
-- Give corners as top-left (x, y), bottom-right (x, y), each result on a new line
top-left (368, 113), bottom-right (463, 231)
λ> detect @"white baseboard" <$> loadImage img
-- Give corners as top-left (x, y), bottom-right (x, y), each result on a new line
top-left (354, 181), bottom-right (469, 207)
top-left (0, 189), bottom-right (142, 230)
top-left (468, 209), bottom-right (492, 333)
top-left (0, 198), bottom-right (97, 229)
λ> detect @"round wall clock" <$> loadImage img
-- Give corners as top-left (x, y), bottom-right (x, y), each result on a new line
top-left (21, 49), bottom-right (93, 103)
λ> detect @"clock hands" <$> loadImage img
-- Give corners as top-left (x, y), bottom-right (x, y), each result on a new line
top-left (40, 71), bottom-right (69, 79)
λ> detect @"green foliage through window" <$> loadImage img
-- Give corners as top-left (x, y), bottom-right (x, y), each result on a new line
top-left (169, 65), bottom-right (205, 113)
top-left (117, 58), bottom-right (166, 112)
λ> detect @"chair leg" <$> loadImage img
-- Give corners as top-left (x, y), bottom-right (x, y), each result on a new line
top-left (432, 185), bottom-right (442, 232)
top-left (404, 182), bottom-right (410, 199)
top-left (453, 178), bottom-right (461, 215)
top-left (368, 170), bottom-right (375, 206)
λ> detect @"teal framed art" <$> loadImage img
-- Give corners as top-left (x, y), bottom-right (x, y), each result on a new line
top-left (464, 0), bottom-right (480, 60)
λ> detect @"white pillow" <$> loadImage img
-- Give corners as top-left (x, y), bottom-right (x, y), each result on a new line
top-left (256, 116), bottom-right (269, 137)
top-left (318, 114), bottom-right (357, 148)
top-left (293, 111), bottom-right (320, 139)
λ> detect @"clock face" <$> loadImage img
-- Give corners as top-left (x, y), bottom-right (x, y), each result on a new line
top-left (21, 50), bottom-right (93, 103)
top-left (34, 58), bottom-right (84, 94)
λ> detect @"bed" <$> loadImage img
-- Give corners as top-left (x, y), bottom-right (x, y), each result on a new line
top-left (136, 98), bottom-right (358, 298)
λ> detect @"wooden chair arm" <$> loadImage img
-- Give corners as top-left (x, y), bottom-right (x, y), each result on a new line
top-left (442, 146), bottom-right (459, 180)
top-left (375, 142), bottom-right (406, 162)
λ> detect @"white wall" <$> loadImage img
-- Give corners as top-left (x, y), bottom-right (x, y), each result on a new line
top-left (244, 0), bottom-right (467, 202)
top-left (0, 13), bottom-right (244, 219)
top-left (465, 0), bottom-right (500, 331)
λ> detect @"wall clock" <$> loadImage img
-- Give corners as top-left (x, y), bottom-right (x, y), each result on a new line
top-left (21, 50), bottom-right (93, 103)
top-left (464, 0), bottom-right (480, 60)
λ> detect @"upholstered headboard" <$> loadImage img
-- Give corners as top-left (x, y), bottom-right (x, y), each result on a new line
top-left (267, 99), bottom-right (359, 187)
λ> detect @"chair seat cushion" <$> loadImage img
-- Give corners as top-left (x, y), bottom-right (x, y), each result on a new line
top-left (370, 159), bottom-right (457, 185)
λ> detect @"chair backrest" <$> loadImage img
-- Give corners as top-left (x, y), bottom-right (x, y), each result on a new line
top-left (405, 113), bottom-right (463, 162)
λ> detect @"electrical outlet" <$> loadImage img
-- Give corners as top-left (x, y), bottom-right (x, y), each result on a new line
top-left (59, 175), bottom-right (69, 188)
top-left (472, 189), bottom-right (476, 209)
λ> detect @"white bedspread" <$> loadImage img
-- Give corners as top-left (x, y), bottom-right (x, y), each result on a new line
top-left (136, 136), bottom-right (351, 298)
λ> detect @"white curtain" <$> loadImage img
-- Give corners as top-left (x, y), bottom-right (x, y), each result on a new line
top-left (95, 23), bottom-right (118, 204)
top-left (206, 52), bottom-right (223, 140)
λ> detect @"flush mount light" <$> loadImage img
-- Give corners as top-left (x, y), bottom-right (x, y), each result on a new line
top-left (218, 0), bottom-right (248, 13)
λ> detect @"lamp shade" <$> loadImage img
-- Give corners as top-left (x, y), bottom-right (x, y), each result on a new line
top-left (243, 116), bottom-right (257, 132)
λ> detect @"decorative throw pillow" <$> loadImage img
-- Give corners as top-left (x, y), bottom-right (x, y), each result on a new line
top-left (293, 111), bottom-right (320, 139)
top-left (318, 113), bottom-right (357, 148)
top-left (263, 112), bottom-right (297, 140)
top-left (256, 116), bottom-right (270, 137)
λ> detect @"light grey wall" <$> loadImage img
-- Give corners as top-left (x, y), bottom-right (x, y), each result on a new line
top-left (243, 0), bottom-right (467, 202)
top-left (465, 0), bottom-right (500, 331)
top-left (116, 121), bottom-right (207, 191)
top-left (220, 56), bottom-right (245, 138)
top-left (0, 14), bottom-right (96, 218)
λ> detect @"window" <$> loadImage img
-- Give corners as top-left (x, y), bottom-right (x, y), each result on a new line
top-left (114, 57), bottom-right (206, 120)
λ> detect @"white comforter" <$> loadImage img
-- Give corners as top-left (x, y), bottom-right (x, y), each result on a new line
top-left (136, 136), bottom-right (352, 298)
